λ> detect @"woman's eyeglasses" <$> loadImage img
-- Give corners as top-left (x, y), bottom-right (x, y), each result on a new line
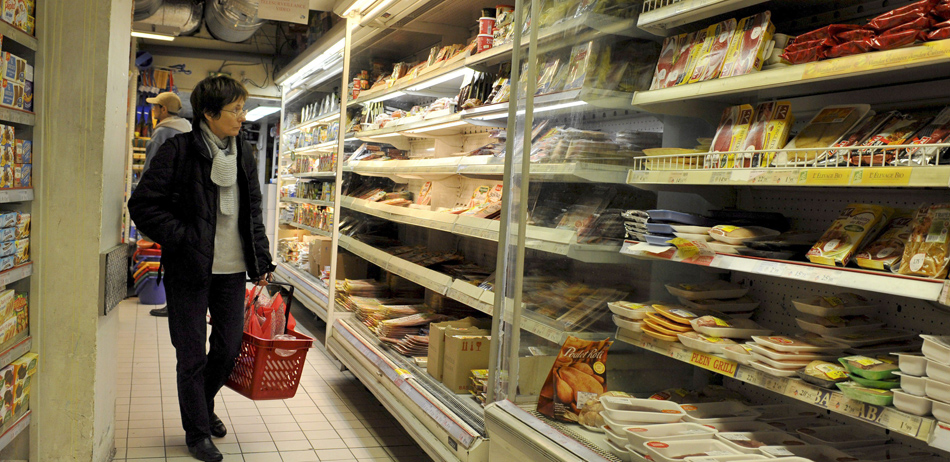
top-left (221, 108), bottom-right (248, 118)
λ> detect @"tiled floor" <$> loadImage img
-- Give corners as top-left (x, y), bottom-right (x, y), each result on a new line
top-left (113, 297), bottom-right (433, 462)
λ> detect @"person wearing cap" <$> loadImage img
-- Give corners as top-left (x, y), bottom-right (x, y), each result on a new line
top-left (142, 92), bottom-right (192, 317)
top-left (143, 91), bottom-right (192, 173)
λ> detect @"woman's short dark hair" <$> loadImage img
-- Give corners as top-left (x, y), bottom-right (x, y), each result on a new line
top-left (191, 75), bottom-right (248, 121)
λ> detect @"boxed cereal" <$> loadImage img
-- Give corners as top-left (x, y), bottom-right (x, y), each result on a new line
top-left (14, 213), bottom-right (28, 239)
top-left (14, 164), bottom-right (28, 188)
top-left (1, 0), bottom-right (14, 25)
top-left (13, 238), bottom-right (26, 265)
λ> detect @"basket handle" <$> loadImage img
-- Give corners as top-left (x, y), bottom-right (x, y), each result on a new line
top-left (247, 280), bottom-right (295, 335)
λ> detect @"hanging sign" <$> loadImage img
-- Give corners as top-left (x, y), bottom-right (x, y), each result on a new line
top-left (258, 0), bottom-right (309, 24)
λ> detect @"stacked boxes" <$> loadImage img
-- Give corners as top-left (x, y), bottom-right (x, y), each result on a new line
top-left (1, 352), bottom-right (36, 425)
top-left (2, 0), bottom-right (34, 36)
top-left (0, 52), bottom-right (25, 110)
top-left (0, 124), bottom-right (25, 189)
top-left (0, 212), bottom-right (28, 270)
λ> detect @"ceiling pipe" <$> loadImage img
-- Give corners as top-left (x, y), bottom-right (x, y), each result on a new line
top-left (134, 0), bottom-right (205, 36)
top-left (204, 0), bottom-right (266, 43)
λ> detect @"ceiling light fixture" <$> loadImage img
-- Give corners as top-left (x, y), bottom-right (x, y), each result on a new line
top-left (131, 31), bottom-right (175, 41)
top-left (245, 106), bottom-right (281, 122)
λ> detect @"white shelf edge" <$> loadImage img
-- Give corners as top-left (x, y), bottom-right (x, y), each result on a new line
top-left (279, 221), bottom-right (332, 238)
top-left (274, 262), bottom-right (329, 321)
top-left (280, 197), bottom-right (335, 207)
top-left (638, 0), bottom-right (771, 35)
top-left (626, 166), bottom-right (950, 189)
top-left (0, 410), bottom-right (30, 453)
top-left (620, 241), bottom-right (950, 306)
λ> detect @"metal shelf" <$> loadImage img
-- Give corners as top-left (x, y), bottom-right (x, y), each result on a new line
top-left (617, 328), bottom-right (936, 442)
top-left (283, 111), bottom-right (341, 136)
top-left (0, 189), bottom-right (32, 204)
top-left (0, 20), bottom-right (36, 51)
top-left (293, 171), bottom-right (336, 179)
top-left (345, 157), bottom-right (632, 184)
top-left (637, 0), bottom-right (770, 36)
top-left (0, 106), bottom-right (34, 127)
top-left (327, 317), bottom-right (488, 461)
top-left (279, 221), bottom-right (332, 238)
top-left (631, 40), bottom-right (950, 119)
top-left (280, 197), bottom-right (335, 207)
top-left (0, 410), bottom-right (30, 453)
top-left (620, 240), bottom-right (950, 306)
top-left (274, 262), bottom-right (329, 321)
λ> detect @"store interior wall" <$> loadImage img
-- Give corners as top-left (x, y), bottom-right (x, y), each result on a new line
top-left (30, 0), bottom-right (133, 460)
top-left (149, 54), bottom-right (280, 101)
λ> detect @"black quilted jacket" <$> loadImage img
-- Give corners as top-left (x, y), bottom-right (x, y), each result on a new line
top-left (128, 128), bottom-right (275, 287)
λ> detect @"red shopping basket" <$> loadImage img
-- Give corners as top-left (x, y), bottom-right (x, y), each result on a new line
top-left (225, 281), bottom-right (314, 400)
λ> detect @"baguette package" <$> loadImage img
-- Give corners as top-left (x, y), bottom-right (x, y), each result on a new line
top-left (807, 204), bottom-right (893, 267)
top-left (898, 204), bottom-right (950, 279)
top-left (779, 105), bottom-right (871, 165)
top-left (855, 212), bottom-right (915, 271)
top-left (537, 336), bottom-right (612, 422)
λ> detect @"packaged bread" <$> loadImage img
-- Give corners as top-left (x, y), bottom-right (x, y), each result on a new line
top-left (807, 204), bottom-right (892, 267)
top-left (537, 336), bottom-right (612, 422)
top-left (758, 101), bottom-right (793, 167)
top-left (665, 30), bottom-right (705, 88)
top-left (688, 19), bottom-right (738, 83)
top-left (707, 105), bottom-right (743, 168)
top-left (651, 34), bottom-right (685, 90)
top-left (855, 211), bottom-right (915, 271)
top-left (720, 12), bottom-right (775, 78)
top-left (736, 101), bottom-right (774, 168)
top-left (897, 204), bottom-right (950, 278)
top-left (779, 105), bottom-right (871, 165)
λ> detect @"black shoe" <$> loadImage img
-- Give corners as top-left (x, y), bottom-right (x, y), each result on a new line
top-left (149, 306), bottom-right (168, 317)
top-left (187, 437), bottom-right (223, 462)
top-left (210, 413), bottom-right (227, 438)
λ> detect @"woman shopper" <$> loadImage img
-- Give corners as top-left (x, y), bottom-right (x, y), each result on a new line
top-left (128, 76), bottom-right (275, 462)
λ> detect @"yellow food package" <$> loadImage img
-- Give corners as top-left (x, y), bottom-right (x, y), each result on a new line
top-left (807, 204), bottom-right (892, 267)
top-left (724, 104), bottom-right (755, 168)
top-left (898, 204), bottom-right (950, 279)
top-left (537, 336), bottom-right (612, 423)
top-left (759, 101), bottom-right (794, 167)
top-left (855, 212), bottom-right (914, 271)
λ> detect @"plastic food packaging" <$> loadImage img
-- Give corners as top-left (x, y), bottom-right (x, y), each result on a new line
top-left (922, 334), bottom-right (950, 363)
top-left (836, 381), bottom-right (894, 406)
top-left (797, 424), bottom-right (891, 449)
top-left (680, 401), bottom-right (760, 424)
top-left (645, 312), bottom-right (692, 333)
top-left (837, 29), bottom-right (875, 42)
top-left (748, 343), bottom-right (840, 363)
top-left (750, 350), bottom-right (811, 369)
top-left (715, 431), bottom-right (806, 454)
top-left (678, 331), bottom-right (737, 353)
top-left (751, 334), bottom-right (847, 353)
top-left (791, 293), bottom-right (878, 317)
top-left (624, 422), bottom-right (717, 448)
top-left (476, 34), bottom-right (493, 53)
top-left (600, 396), bottom-right (685, 424)
top-left (807, 203), bottom-right (892, 267)
top-left (819, 111), bottom-right (890, 166)
top-left (665, 280), bottom-right (748, 300)
top-left (720, 12), bottom-right (774, 78)
top-left (870, 28), bottom-right (926, 50)
top-left (928, 358), bottom-right (950, 383)
top-left (795, 314), bottom-right (884, 336)
top-left (850, 374), bottom-right (901, 389)
top-left (608, 300), bottom-right (657, 320)
top-left (780, 105), bottom-right (871, 165)
top-left (758, 101), bottom-right (794, 167)
top-left (690, 316), bottom-right (770, 339)
top-left (838, 355), bottom-right (899, 380)
top-left (798, 360), bottom-right (849, 389)
top-left (898, 106), bottom-right (950, 166)
top-left (678, 296), bottom-right (759, 313)
top-left (651, 34), bottom-right (685, 90)
top-left (642, 439), bottom-right (739, 462)
top-left (825, 39), bottom-right (874, 58)
top-left (688, 19), bottom-right (738, 83)
top-left (894, 352), bottom-right (927, 376)
top-left (665, 30), bottom-right (706, 88)
top-left (707, 104), bottom-right (754, 168)
top-left (708, 225), bottom-right (780, 244)
top-left (855, 213), bottom-right (915, 271)
top-left (897, 204), bottom-right (950, 278)
top-left (826, 328), bottom-right (918, 347)
top-left (641, 323), bottom-right (679, 342)
top-left (780, 44), bottom-right (826, 64)
top-left (537, 336), bottom-right (612, 422)
top-left (868, 10), bottom-right (929, 32)
top-left (896, 371), bottom-right (927, 395)
top-left (721, 344), bottom-right (754, 365)
top-left (735, 101), bottom-right (774, 167)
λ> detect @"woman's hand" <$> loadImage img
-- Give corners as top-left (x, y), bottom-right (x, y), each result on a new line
top-left (257, 273), bottom-right (273, 286)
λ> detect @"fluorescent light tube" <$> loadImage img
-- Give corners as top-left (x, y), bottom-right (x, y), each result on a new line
top-left (245, 107), bottom-right (281, 122)
top-left (131, 31), bottom-right (175, 41)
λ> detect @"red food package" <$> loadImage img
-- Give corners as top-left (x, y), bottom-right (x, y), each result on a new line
top-left (880, 15), bottom-right (933, 35)
top-left (870, 28), bottom-right (925, 50)
top-left (781, 45), bottom-right (826, 64)
top-left (837, 29), bottom-right (875, 42)
top-left (651, 34), bottom-right (685, 90)
top-left (936, 2), bottom-right (950, 20)
top-left (664, 30), bottom-right (706, 87)
top-left (793, 24), bottom-right (861, 44)
top-left (826, 40), bottom-right (874, 58)
top-left (934, 19), bottom-right (950, 29)
top-left (786, 38), bottom-right (836, 53)
top-left (927, 27), bottom-right (950, 40)
top-left (877, 0), bottom-right (939, 18)
top-left (867, 11), bottom-right (928, 32)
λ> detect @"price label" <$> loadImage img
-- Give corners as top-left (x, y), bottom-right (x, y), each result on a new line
top-left (394, 368), bottom-right (412, 378)
top-left (672, 348), bottom-right (692, 362)
top-left (628, 170), bottom-right (651, 184)
top-left (809, 269), bottom-right (840, 285)
top-left (667, 172), bottom-right (689, 184)
top-left (735, 367), bottom-right (759, 384)
top-left (787, 381), bottom-right (822, 405)
top-left (710, 171), bottom-right (731, 184)
top-left (782, 265), bottom-right (814, 281)
top-left (851, 167), bottom-right (912, 186)
top-left (803, 168), bottom-right (851, 186)
top-left (754, 261), bottom-right (785, 277)
top-left (839, 397), bottom-right (867, 418)
top-left (688, 350), bottom-right (739, 376)
top-left (880, 408), bottom-right (922, 436)
top-left (762, 376), bottom-right (788, 394)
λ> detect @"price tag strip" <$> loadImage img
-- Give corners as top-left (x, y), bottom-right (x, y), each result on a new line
top-left (333, 319), bottom-right (479, 448)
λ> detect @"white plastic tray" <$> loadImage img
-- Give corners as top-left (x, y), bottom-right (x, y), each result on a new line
top-left (758, 444), bottom-right (855, 460)
top-left (925, 377), bottom-right (950, 403)
top-left (708, 226), bottom-right (780, 245)
top-left (706, 242), bottom-right (746, 254)
top-left (749, 351), bottom-right (810, 370)
top-left (679, 296), bottom-right (760, 313)
top-left (605, 437), bottom-right (635, 462)
top-left (795, 315), bottom-right (884, 336)
top-left (613, 314), bottom-right (644, 332)
top-left (624, 422), bottom-right (717, 448)
top-left (921, 335), bottom-right (950, 364)
top-left (927, 358), bottom-right (950, 384)
top-left (609, 300), bottom-right (657, 320)
top-left (721, 344), bottom-right (753, 365)
top-left (642, 439), bottom-right (739, 462)
top-left (790, 293), bottom-right (878, 317)
top-left (893, 388), bottom-right (933, 416)
top-left (820, 329), bottom-right (917, 347)
top-left (691, 318), bottom-right (771, 339)
top-left (671, 225), bottom-right (711, 234)
top-left (749, 360), bottom-right (798, 377)
top-left (665, 281), bottom-right (748, 301)
top-left (895, 372), bottom-right (927, 397)
top-left (674, 232), bottom-right (713, 242)
top-left (603, 423), bottom-right (630, 447)
top-left (678, 332), bottom-right (735, 354)
top-left (932, 397), bottom-right (950, 422)
top-left (893, 352), bottom-right (927, 376)
top-left (601, 397), bottom-right (686, 424)
top-left (747, 343), bottom-right (838, 362)
top-left (750, 335), bottom-right (846, 353)
top-left (681, 402), bottom-right (760, 424)
top-left (714, 431), bottom-right (806, 454)
top-left (796, 424), bottom-right (890, 449)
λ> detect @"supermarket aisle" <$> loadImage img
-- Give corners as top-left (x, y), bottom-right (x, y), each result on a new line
top-left (113, 298), bottom-right (433, 462)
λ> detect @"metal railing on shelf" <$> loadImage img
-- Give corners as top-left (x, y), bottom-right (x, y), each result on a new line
top-left (642, 0), bottom-right (686, 13)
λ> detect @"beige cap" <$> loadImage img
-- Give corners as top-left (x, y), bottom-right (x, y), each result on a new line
top-left (146, 92), bottom-right (182, 114)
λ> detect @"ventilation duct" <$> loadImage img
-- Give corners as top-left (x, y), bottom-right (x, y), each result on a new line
top-left (134, 0), bottom-right (165, 21)
top-left (134, 0), bottom-right (205, 36)
top-left (204, 0), bottom-right (265, 43)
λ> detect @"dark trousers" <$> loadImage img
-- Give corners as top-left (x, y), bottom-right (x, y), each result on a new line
top-left (165, 272), bottom-right (246, 445)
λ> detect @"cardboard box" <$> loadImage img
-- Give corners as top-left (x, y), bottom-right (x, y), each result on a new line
top-left (1, 0), bottom-right (14, 25)
top-left (336, 253), bottom-right (368, 279)
top-left (14, 163), bottom-right (28, 188)
top-left (276, 225), bottom-right (306, 241)
top-left (517, 355), bottom-right (557, 396)
top-left (442, 331), bottom-right (491, 393)
top-left (10, 352), bottom-right (34, 377)
top-left (0, 166), bottom-right (12, 189)
top-left (12, 0), bottom-right (26, 31)
top-left (427, 318), bottom-right (481, 381)
top-left (14, 213), bottom-right (26, 238)
top-left (11, 294), bottom-right (25, 334)
top-left (0, 79), bottom-right (22, 109)
top-left (15, 139), bottom-right (30, 164)
top-left (307, 236), bottom-right (332, 279)
top-left (13, 238), bottom-right (26, 265)
top-left (22, 79), bottom-right (30, 111)
top-left (2, 53), bottom-right (24, 83)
